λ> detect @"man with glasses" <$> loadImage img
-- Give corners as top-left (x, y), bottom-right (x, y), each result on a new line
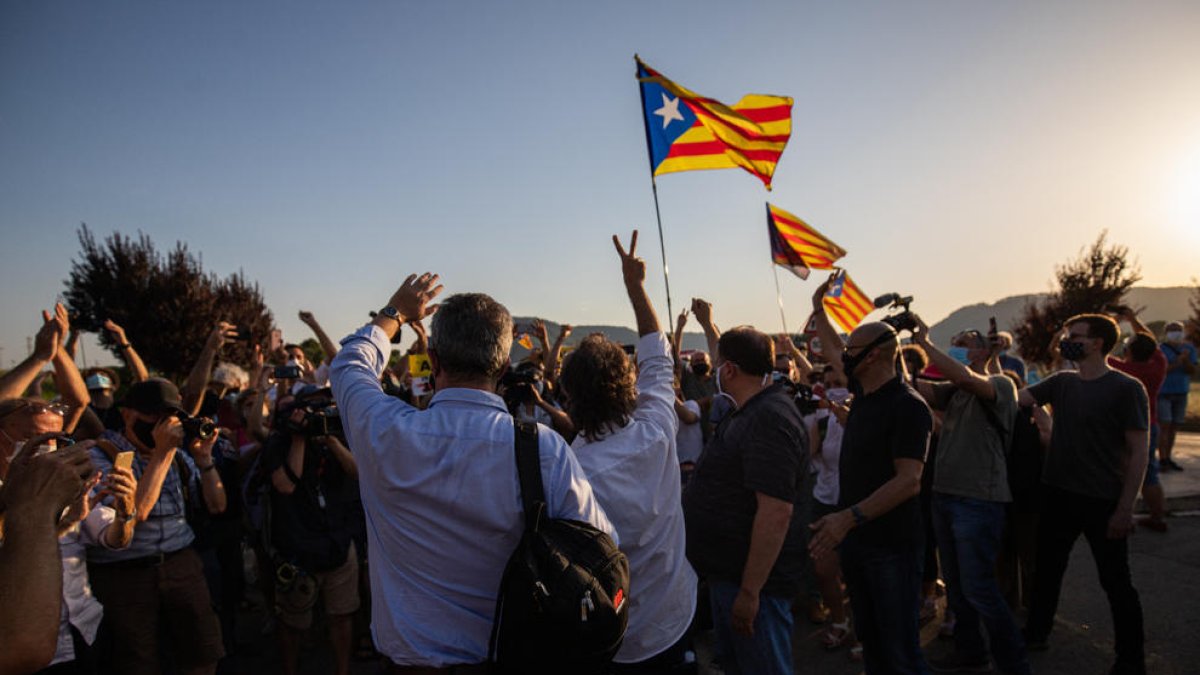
top-left (807, 275), bottom-right (933, 675)
top-left (1019, 314), bottom-right (1149, 675)
top-left (86, 378), bottom-right (228, 675)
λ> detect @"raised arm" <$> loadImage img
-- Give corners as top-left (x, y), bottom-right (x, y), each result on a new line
top-left (614, 231), bottom-right (660, 336)
top-left (104, 319), bottom-right (149, 382)
top-left (181, 322), bottom-right (238, 416)
top-left (691, 298), bottom-right (720, 359)
top-left (672, 309), bottom-right (688, 372)
top-left (0, 314), bottom-right (60, 401)
top-left (47, 305), bottom-right (91, 433)
top-left (911, 315), bottom-right (996, 401)
top-left (811, 273), bottom-right (846, 366)
top-left (546, 324), bottom-right (572, 386)
top-left (299, 311), bottom-right (339, 364)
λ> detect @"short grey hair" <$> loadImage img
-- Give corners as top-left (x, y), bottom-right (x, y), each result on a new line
top-left (429, 293), bottom-right (513, 380)
top-left (212, 362), bottom-right (249, 389)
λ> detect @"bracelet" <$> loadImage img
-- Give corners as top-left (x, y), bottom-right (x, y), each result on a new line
top-left (118, 343), bottom-right (132, 350)
top-left (198, 462), bottom-right (217, 473)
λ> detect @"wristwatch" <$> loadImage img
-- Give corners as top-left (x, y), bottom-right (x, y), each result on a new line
top-left (116, 507), bottom-right (138, 523)
top-left (850, 505), bottom-right (868, 527)
top-left (378, 305), bottom-right (403, 326)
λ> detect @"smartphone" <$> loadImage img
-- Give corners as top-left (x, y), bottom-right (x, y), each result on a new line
top-left (269, 329), bottom-right (283, 353)
top-left (274, 364), bottom-right (302, 380)
top-left (114, 451), bottom-right (135, 471)
top-left (988, 317), bottom-right (998, 337)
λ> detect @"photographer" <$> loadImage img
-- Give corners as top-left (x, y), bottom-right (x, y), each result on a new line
top-left (910, 319), bottom-right (1031, 675)
top-left (262, 387), bottom-right (360, 675)
top-left (500, 361), bottom-right (574, 438)
top-left (807, 273), bottom-right (932, 675)
top-left (86, 379), bottom-right (226, 675)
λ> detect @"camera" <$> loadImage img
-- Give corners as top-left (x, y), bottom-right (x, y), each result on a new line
top-left (179, 414), bottom-right (216, 442)
top-left (771, 372), bottom-right (821, 416)
top-left (283, 389), bottom-right (344, 438)
top-left (499, 366), bottom-right (543, 413)
top-left (874, 293), bottom-right (917, 333)
top-left (274, 364), bottom-right (302, 380)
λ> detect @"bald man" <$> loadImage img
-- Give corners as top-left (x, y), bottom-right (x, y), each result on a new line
top-left (808, 276), bottom-right (933, 675)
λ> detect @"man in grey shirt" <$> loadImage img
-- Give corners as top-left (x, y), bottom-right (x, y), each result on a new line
top-left (913, 319), bottom-right (1031, 675)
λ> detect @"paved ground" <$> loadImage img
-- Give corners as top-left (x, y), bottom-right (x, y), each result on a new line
top-left (225, 434), bottom-right (1200, 674)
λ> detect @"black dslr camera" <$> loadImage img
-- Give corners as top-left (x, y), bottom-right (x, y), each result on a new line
top-left (499, 365), bottom-right (543, 413)
top-left (179, 414), bottom-right (217, 443)
top-left (283, 389), bottom-right (344, 439)
top-left (875, 293), bottom-right (917, 333)
top-left (771, 372), bottom-right (821, 416)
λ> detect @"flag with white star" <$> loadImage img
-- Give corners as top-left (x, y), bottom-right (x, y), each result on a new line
top-left (636, 56), bottom-right (793, 190)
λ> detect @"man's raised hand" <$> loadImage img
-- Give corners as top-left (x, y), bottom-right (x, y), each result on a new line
top-left (387, 273), bottom-right (444, 323)
top-left (612, 230), bottom-right (645, 287)
top-left (812, 272), bottom-right (837, 309)
top-left (690, 298), bottom-right (713, 328)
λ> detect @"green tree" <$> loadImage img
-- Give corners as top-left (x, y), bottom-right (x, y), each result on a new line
top-left (1013, 231), bottom-right (1141, 367)
top-left (64, 225), bottom-right (274, 380)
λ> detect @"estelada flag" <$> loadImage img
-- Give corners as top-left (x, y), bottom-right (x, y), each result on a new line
top-left (767, 203), bottom-right (847, 280)
top-left (823, 272), bottom-right (872, 332)
top-left (637, 56), bottom-right (793, 190)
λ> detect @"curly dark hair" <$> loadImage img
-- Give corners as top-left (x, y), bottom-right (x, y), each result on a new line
top-left (559, 334), bottom-right (637, 441)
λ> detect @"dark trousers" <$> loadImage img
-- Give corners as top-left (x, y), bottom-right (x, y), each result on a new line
top-left (840, 535), bottom-right (929, 675)
top-left (33, 626), bottom-right (96, 675)
top-left (1025, 486), bottom-right (1144, 668)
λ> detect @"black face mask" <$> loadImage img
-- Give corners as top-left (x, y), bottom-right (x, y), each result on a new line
top-left (691, 363), bottom-right (711, 377)
top-left (1059, 340), bottom-right (1086, 362)
top-left (841, 331), bottom-right (897, 382)
top-left (131, 418), bottom-right (158, 449)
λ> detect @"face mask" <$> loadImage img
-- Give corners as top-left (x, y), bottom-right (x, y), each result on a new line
top-left (947, 346), bottom-right (972, 365)
top-left (691, 363), bottom-right (710, 377)
top-left (1166, 330), bottom-right (1184, 342)
top-left (1058, 340), bottom-right (1086, 362)
top-left (132, 418), bottom-right (158, 449)
top-left (826, 387), bottom-right (851, 404)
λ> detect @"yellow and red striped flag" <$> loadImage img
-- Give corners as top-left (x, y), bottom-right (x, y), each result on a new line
top-left (637, 57), bottom-right (793, 190)
top-left (823, 272), bottom-right (873, 332)
top-left (767, 203), bottom-right (847, 280)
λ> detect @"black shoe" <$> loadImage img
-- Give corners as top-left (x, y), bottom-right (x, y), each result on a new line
top-left (1165, 459), bottom-right (1185, 471)
top-left (929, 651), bottom-right (993, 673)
top-left (1108, 661), bottom-right (1146, 675)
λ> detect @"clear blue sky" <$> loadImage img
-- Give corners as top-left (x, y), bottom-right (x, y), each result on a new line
top-left (2, 1), bottom-right (1198, 368)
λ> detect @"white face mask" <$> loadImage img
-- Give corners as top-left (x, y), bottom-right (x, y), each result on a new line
top-left (826, 387), bottom-right (851, 404)
top-left (1166, 330), bottom-right (1184, 342)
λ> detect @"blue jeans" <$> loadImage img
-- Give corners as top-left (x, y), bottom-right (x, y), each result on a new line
top-left (839, 535), bottom-right (929, 675)
top-left (933, 494), bottom-right (1031, 674)
top-left (707, 580), bottom-right (793, 675)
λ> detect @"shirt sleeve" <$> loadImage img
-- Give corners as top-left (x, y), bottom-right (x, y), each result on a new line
top-left (330, 324), bottom-right (416, 466)
top-left (742, 400), bottom-right (806, 503)
top-left (1026, 373), bottom-right (1059, 407)
top-left (80, 504), bottom-right (120, 549)
top-left (889, 394), bottom-right (932, 463)
top-left (631, 332), bottom-right (679, 439)
top-left (537, 428), bottom-right (617, 545)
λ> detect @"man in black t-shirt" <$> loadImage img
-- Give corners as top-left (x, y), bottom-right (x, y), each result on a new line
top-left (683, 311), bottom-right (808, 675)
top-left (807, 275), bottom-right (932, 675)
top-left (1020, 314), bottom-right (1149, 675)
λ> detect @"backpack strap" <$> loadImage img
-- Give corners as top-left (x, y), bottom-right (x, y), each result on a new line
top-left (513, 420), bottom-right (545, 533)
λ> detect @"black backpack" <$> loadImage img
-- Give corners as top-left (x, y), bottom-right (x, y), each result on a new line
top-left (488, 421), bottom-right (630, 675)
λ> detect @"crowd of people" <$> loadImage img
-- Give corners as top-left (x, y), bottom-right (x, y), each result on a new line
top-left (0, 232), bottom-right (1194, 675)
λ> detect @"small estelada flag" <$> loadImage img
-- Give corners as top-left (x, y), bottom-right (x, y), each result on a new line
top-left (823, 272), bottom-right (872, 332)
top-left (767, 203), bottom-right (847, 280)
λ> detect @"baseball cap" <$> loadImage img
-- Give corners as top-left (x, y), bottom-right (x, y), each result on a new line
top-left (122, 378), bottom-right (184, 415)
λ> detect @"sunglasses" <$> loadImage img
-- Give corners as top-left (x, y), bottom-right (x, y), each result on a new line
top-left (0, 400), bottom-right (70, 420)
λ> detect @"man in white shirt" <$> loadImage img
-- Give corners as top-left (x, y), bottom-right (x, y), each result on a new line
top-left (330, 272), bottom-right (615, 671)
top-left (559, 232), bottom-right (697, 673)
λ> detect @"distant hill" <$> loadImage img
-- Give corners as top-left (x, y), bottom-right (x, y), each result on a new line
top-left (512, 286), bottom-right (1195, 360)
top-left (928, 286), bottom-right (1195, 348)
